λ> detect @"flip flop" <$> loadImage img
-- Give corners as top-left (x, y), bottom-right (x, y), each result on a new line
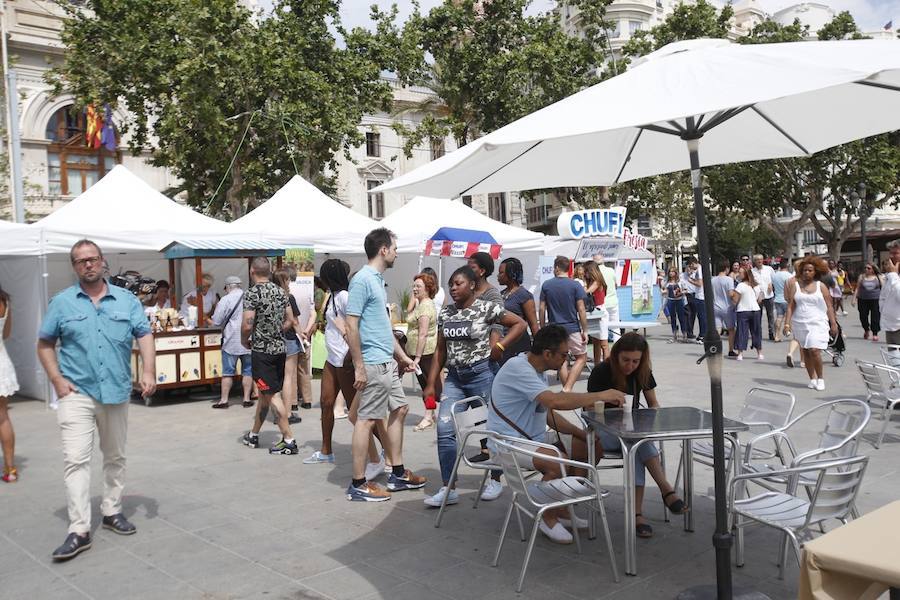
top-left (413, 420), bottom-right (435, 432)
top-left (663, 491), bottom-right (689, 514)
top-left (636, 514), bottom-right (652, 538)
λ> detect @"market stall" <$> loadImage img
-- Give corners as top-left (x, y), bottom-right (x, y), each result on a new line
top-left (133, 239), bottom-right (285, 406)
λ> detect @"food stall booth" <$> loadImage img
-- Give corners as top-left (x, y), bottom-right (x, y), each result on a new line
top-left (132, 239), bottom-right (285, 406)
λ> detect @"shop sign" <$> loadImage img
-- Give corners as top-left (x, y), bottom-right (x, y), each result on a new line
top-left (557, 207), bottom-right (626, 240)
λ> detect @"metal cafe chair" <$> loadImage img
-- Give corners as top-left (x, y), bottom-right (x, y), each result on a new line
top-left (729, 455), bottom-right (868, 580)
top-left (857, 359), bottom-right (900, 449)
top-left (491, 434), bottom-right (619, 592)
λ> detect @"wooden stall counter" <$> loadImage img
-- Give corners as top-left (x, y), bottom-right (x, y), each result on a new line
top-left (131, 328), bottom-right (223, 406)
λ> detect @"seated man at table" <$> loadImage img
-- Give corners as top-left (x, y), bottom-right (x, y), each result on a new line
top-left (487, 325), bottom-right (625, 545)
top-left (579, 332), bottom-right (688, 538)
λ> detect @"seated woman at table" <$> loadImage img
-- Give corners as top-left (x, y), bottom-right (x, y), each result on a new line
top-left (581, 332), bottom-right (687, 538)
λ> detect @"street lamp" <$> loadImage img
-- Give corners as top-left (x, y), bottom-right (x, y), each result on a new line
top-left (853, 182), bottom-right (868, 265)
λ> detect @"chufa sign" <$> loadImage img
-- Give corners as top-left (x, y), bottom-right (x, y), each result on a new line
top-left (557, 207), bottom-right (627, 240)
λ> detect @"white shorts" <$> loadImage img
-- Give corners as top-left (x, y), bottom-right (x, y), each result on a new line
top-left (793, 324), bottom-right (829, 350)
top-left (589, 308), bottom-right (609, 340)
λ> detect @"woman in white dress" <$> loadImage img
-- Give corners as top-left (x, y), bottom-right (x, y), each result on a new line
top-left (784, 256), bottom-right (838, 391)
top-left (0, 284), bottom-right (18, 482)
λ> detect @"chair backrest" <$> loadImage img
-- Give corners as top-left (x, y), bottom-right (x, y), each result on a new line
top-left (739, 387), bottom-right (796, 432)
top-left (788, 399), bottom-right (870, 464)
top-left (880, 345), bottom-right (900, 369)
top-left (492, 437), bottom-right (535, 500)
top-left (857, 359), bottom-right (890, 403)
top-left (450, 397), bottom-right (489, 447)
top-left (804, 455), bottom-right (869, 527)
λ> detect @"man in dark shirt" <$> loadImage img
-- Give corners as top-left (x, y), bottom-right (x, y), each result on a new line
top-left (539, 256), bottom-right (588, 392)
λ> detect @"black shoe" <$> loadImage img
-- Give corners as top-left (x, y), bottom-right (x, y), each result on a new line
top-left (242, 432), bottom-right (259, 448)
top-left (102, 513), bottom-right (137, 535)
top-left (288, 413), bottom-right (302, 425)
top-left (300, 402), bottom-right (312, 410)
top-left (468, 452), bottom-right (490, 463)
top-left (52, 532), bottom-right (92, 561)
top-left (211, 402), bottom-right (229, 409)
top-left (290, 405), bottom-right (299, 412)
top-left (727, 351), bottom-right (739, 358)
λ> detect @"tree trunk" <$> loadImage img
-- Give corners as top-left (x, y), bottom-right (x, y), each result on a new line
top-left (225, 160), bottom-right (245, 219)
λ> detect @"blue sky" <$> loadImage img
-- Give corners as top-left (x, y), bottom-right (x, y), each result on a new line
top-left (258, 1), bottom-right (899, 32)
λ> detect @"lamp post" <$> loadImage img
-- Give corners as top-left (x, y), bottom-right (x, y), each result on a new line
top-left (856, 182), bottom-right (868, 265)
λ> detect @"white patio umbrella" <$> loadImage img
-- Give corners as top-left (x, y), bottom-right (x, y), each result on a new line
top-left (374, 38), bottom-right (900, 598)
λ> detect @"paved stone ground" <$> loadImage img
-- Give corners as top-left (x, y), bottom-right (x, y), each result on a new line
top-left (2, 304), bottom-right (898, 600)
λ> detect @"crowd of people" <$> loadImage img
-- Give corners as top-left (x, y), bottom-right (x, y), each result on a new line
top-left (5, 232), bottom-right (900, 560)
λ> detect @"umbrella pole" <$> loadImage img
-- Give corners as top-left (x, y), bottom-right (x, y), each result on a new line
top-left (682, 137), bottom-right (732, 599)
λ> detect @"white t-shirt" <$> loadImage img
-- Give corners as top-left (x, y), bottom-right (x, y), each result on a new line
top-left (690, 267), bottom-right (704, 301)
top-left (752, 265), bottom-right (776, 300)
top-left (289, 279), bottom-right (316, 331)
top-left (434, 287), bottom-right (446, 309)
top-left (734, 282), bottom-right (762, 312)
top-left (180, 288), bottom-right (217, 318)
top-left (324, 290), bottom-right (350, 367)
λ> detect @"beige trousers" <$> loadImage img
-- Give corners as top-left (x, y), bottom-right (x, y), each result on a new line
top-left (56, 392), bottom-right (129, 534)
top-left (297, 349), bottom-right (312, 404)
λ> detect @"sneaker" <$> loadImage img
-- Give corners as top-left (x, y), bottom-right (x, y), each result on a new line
top-left (558, 514), bottom-right (589, 530)
top-left (873, 335), bottom-right (879, 342)
top-left (386, 470), bottom-right (427, 491)
top-left (736, 353), bottom-right (743, 361)
top-left (303, 451), bottom-right (335, 464)
top-left (288, 413), bottom-right (302, 425)
top-left (52, 532), bottom-right (92, 561)
top-left (808, 379), bottom-right (817, 389)
top-left (424, 486), bottom-right (459, 507)
top-left (269, 439), bottom-right (299, 455)
top-left (842, 310), bottom-right (848, 316)
top-left (365, 457), bottom-right (386, 482)
top-left (300, 402), bottom-right (312, 409)
top-left (101, 513), bottom-right (136, 535)
top-left (480, 479), bottom-right (503, 501)
top-left (815, 379), bottom-right (825, 391)
top-left (538, 520), bottom-right (573, 544)
top-left (695, 337), bottom-right (704, 344)
top-left (346, 482), bottom-right (391, 502)
top-left (727, 351), bottom-right (739, 358)
top-left (242, 432), bottom-right (259, 448)
top-left (757, 354), bottom-right (765, 360)
top-left (786, 355), bottom-right (794, 368)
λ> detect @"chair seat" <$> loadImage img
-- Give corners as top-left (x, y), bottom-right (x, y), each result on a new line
top-left (734, 491), bottom-right (811, 528)
top-left (526, 476), bottom-right (598, 505)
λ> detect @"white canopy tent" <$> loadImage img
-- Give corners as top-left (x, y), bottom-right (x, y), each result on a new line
top-left (229, 175), bottom-right (378, 254)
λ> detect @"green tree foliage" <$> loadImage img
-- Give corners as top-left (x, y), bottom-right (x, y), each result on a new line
top-left (392, 0), bottom-right (611, 155)
top-left (621, 0), bottom-right (732, 59)
top-left (48, 0), bottom-right (413, 218)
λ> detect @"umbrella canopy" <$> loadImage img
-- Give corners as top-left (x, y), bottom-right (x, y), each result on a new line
top-left (371, 38), bottom-right (900, 597)
top-left (375, 38), bottom-right (900, 197)
top-left (424, 227), bottom-right (502, 259)
top-left (230, 175), bottom-right (377, 253)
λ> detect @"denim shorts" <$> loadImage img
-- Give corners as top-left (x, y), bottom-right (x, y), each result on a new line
top-left (775, 302), bottom-right (788, 317)
top-left (284, 337), bottom-right (300, 356)
top-left (221, 350), bottom-right (251, 377)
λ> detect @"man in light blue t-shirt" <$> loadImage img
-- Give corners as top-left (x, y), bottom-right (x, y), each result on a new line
top-left (539, 256), bottom-right (589, 393)
top-left (772, 259), bottom-right (793, 342)
top-left (345, 228), bottom-right (426, 502)
top-left (488, 325), bottom-right (624, 544)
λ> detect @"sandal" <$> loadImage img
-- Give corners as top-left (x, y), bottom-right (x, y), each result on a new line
top-left (635, 514), bottom-right (652, 538)
top-left (242, 400), bottom-right (255, 408)
top-left (663, 491), bottom-right (689, 514)
top-left (413, 419), bottom-right (434, 432)
top-left (2, 467), bottom-right (17, 483)
top-left (212, 402), bottom-right (229, 409)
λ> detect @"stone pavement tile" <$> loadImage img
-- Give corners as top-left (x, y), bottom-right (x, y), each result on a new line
top-left (239, 582), bottom-right (334, 600)
top-left (119, 582), bottom-right (207, 600)
top-left (186, 562), bottom-right (295, 598)
top-left (0, 542), bottom-right (38, 577)
top-left (256, 544), bottom-right (364, 581)
top-left (127, 532), bottom-right (250, 581)
top-left (193, 519), bottom-right (285, 547)
top-left (52, 549), bottom-right (179, 600)
top-left (0, 564), bottom-right (89, 600)
top-left (311, 528), bottom-right (419, 565)
top-left (300, 563), bottom-right (409, 600)
top-left (360, 580), bottom-right (455, 600)
top-left (422, 559), bottom-right (525, 598)
top-left (363, 541), bottom-right (466, 581)
top-left (157, 504), bottom-right (242, 533)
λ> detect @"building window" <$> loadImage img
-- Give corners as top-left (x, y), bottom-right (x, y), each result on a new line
top-left (629, 20), bottom-right (643, 36)
top-left (782, 205), bottom-right (794, 218)
top-left (367, 180), bottom-right (384, 219)
top-left (609, 20), bottom-right (621, 38)
top-left (802, 229), bottom-right (818, 246)
top-left (637, 215), bottom-right (652, 237)
top-left (365, 132), bottom-right (381, 157)
top-left (45, 105), bottom-right (119, 196)
top-left (462, 195), bottom-right (473, 208)
top-left (430, 138), bottom-right (445, 161)
top-left (488, 193), bottom-right (507, 223)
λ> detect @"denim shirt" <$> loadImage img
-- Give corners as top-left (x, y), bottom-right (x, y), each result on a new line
top-left (40, 281), bottom-right (151, 404)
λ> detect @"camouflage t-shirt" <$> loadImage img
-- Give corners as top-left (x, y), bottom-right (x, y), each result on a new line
top-left (243, 282), bottom-right (288, 355)
top-left (438, 299), bottom-right (505, 367)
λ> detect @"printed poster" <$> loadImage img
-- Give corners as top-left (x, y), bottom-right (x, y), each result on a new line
top-left (630, 260), bottom-right (655, 315)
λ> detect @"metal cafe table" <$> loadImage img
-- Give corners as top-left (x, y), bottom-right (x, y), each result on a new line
top-left (582, 406), bottom-right (749, 576)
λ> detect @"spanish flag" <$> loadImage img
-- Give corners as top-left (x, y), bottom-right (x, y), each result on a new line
top-left (85, 105), bottom-right (102, 149)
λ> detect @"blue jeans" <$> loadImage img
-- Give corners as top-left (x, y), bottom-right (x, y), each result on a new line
top-left (437, 359), bottom-right (495, 484)
top-left (692, 297), bottom-right (707, 338)
top-left (667, 298), bottom-right (687, 335)
top-left (598, 431), bottom-right (659, 486)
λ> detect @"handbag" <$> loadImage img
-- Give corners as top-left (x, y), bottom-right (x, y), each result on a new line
top-left (583, 291), bottom-right (596, 313)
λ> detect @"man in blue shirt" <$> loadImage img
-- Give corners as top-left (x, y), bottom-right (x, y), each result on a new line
top-left (37, 240), bottom-right (155, 562)
top-left (345, 228), bottom-right (426, 502)
top-left (539, 256), bottom-right (588, 393)
top-left (772, 259), bottom-right (793, 342)
top-left (488, 325), bottom-right (624, 544)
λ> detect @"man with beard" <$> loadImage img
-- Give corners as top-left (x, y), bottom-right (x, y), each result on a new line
top-left (38, 239), bottom-right (156, 561)
top-left (345, 228), bottom-right (426, 501)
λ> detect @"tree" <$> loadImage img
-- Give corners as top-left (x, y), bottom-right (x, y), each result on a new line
top-left (392, 0), bottom-right (611, 154)
top-left (48, 0), bottom-right (413, 218)
top-left (621, 0), bottom-right (733, 59)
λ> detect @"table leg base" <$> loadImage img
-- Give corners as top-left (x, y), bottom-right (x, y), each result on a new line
top-left (676, 585), bottom-right (771, 600)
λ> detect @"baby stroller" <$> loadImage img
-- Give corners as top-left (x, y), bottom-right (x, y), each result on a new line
top-left (824, 322), bottom-right (845, 367)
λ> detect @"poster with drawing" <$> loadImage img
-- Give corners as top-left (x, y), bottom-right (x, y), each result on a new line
top-left (630, 260), bottom-right (654, 315)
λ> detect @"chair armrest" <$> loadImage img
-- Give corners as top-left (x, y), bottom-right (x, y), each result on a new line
top-left (743, 430), bottom-right (792, 465)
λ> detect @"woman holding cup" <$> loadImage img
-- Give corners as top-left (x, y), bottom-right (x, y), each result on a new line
top-left (585, 333), bottom-right (687, 538)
